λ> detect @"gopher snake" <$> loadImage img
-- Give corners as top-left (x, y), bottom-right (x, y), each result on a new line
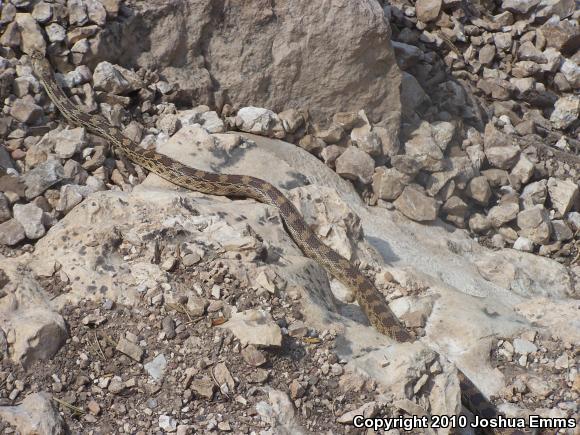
top-left (31, 52), bottom-right (528, 435)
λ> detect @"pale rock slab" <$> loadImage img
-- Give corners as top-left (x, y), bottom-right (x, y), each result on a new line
top-left (219, 309), bottom-right (282, 347)
top-left (547, 177), bottom-right (578, 215)
top-left (0, 392), bottom-right (66, 435)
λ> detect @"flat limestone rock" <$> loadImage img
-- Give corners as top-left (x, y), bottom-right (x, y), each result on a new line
top-left (219, 309), bottom-right (282, 347)
top-left (1, 129), bottom-right (575, 416)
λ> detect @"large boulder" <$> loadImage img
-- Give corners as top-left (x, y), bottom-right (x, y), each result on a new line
top-left (107, 0), bottom-right (401, 128)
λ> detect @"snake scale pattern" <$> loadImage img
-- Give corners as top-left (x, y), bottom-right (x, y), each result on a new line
top-left (31, 51), bottom-right (528, 435)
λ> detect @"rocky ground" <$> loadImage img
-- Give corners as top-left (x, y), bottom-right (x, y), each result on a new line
top-left (0, 0), bottom-right (579, 434)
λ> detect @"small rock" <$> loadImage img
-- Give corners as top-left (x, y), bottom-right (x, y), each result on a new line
top-left (93, 61), bottom-right (132, 95)
top-left (241, 345), bottom-right (267, 367)
top-left (332, 112), bottom-right (360, 130)
top-left (0, 392), bottom-right (65, 435)
top-left (54, 127), bottom-right (88, 158)
top-left (298, 135), bottom-right (326, 154)
top-left (315, 124), bottom-right (344, 144)
top-left (107, 378), bottom-right (125, 395)
top-left (550, 95), bottom-right (579, 130)
top-left (547, 177), bottom-right (578, 215)
top-left (289, 379), bottom-right (306, 399)
top-left (0, 218), bottom-right (26, 246)
top-left (465, 176), bottom-right (492, 205)
top-left (518, 41), bottom-right (547, 63)
top-left (10, 98), bottom-right (43, 124)
top-left (236, 107), bottom-right (282, 136)
top-left (115, 337), bottom-right (144, 362)
top-left (510, 155), bottom-right (535, 186)
top-left (488, 201), bottom-right (520, 227)
top-left (335, 146), bottom-right (375, 184)
top-left (521, 180), bottom-right (548, 208)
top-left (162, 316), bottom-right (176, 339)
top-left (469, 213), bottom-right (491, 234)
top-left (551, 220), bottom-right (573, 241)
top-left (159, 415), bottom-right (178, 432)
top-left (513, 237), bottom-right (534, 252)
top-left (372, 167), bottom-right (409, 201)
top-left (278, 109), bottom-right (304, 133)
top-left (517, 205), bottom-right (552, 244)
top-left (393, 185), bottom-right (439, 222)
top-left (13, 203), bottom-right (45, 239)
top-left (15, 13), bottom-right (46, 54)
top-left (22, 160), bottom-right (65, 200)
top-left (526, 377), bottom-right (552, 399)
top-left (144, 354), bottom-right (167, 381)
top-left (416, 0), bottom-right (442, 22)
top-left (513, 338), bottom-right (538, 354)
top-left (219, 309), bottom-right (282, 347)
top-left (190, 376), bottom-right (216, 399)
top-left (554, 353), bottom-right (569, 370)
top-left (87, 400), bottom-right (100, 416)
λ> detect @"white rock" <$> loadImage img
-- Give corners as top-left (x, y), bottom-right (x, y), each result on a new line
top-left (144, 354), bottom-right (167, 381)
top-left (159, 415), bottom-right (178, 432)
top-left (513, 237), bottom-right (534, 252)
top-left (93, 61), bottom-right (132, 94)
top-left (550, 95), bottom-right (579, 129)
top-left (547, 177), bottom-right (578, 215)
top-left (560, 58), bottom-right (580, 89)
top-left (219, 309), bottom-right (282, 347)
top-left (513, 338), bottom-right (538, 354)
top-left (236, 107), bottom-right (281, 136)
top-left (199, 111), bottom-right (225, 133)
top-left (54, 127), bottom-right (88, 158)
top-left (13, 203), bottom-right (45, 239)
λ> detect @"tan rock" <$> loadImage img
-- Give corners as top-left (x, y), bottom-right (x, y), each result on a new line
top-left (393, 185), bottom-right (439, 222)
top-left (488, 200), bottom-right (520, 227)
top-left (416, 0), bottom-right (442, 22)
top-left (372, 167), bottom-right (410, 201)
top-left (547, 177), bottom-right (578, 215)
top-left (15, 13), bottom-right (46, 54)
top-left (517, 205), bottom-right (552, 245)
top-left (219, 309), bottom-right (282, 347)
top-left (116, 0), bottom-right (402, 129)
top-left (465, 176), bottom-right (491, 205)
top-left (469, 213), bottom-right (492, 234)
top-left (335, 146), bottom-right (375, 184)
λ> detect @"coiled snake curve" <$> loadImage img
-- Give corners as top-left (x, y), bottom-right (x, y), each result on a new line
top-left (31, 51), bottom-right (529, 435)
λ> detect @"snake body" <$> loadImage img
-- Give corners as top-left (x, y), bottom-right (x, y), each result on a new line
top-left (31, 52), bottom-right (527, 435)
